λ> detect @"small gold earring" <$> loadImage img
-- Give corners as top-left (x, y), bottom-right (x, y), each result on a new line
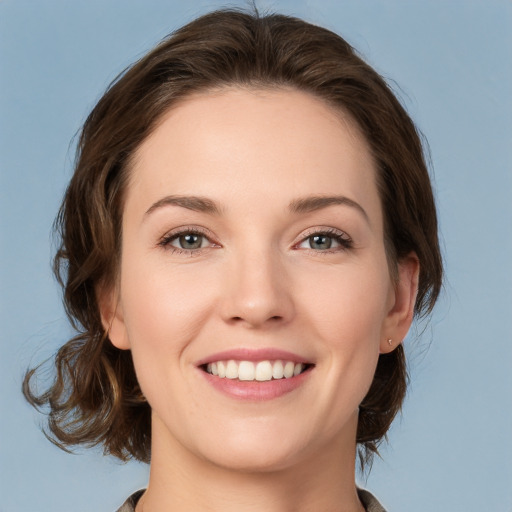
top-left (387, 338), bottom-right (393, 346)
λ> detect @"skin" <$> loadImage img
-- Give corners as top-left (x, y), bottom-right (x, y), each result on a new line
top-left (102, 88), bottom-right (419, 512)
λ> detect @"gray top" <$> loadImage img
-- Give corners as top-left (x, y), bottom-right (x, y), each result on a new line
top-left (116, 488), bottom-right (386, 512)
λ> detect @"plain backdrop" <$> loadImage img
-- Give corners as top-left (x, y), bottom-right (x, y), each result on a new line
top-left (1, 1), bottom-right (511, 511)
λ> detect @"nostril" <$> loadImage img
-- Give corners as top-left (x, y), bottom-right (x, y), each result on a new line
top-left (230, 315), bottom-right (282, 323)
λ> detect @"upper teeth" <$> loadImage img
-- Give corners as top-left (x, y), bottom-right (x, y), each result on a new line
top-left (206, 360), bottom-right (305, 381)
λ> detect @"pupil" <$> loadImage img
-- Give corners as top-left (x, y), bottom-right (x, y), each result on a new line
top-left (311, 235), bottom-right (331, 250)
top-left (180, 234), bottom-right (202, 249)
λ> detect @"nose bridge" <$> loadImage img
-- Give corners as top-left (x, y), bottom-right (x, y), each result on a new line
top-left (222, 240), bottom-right (293, 327)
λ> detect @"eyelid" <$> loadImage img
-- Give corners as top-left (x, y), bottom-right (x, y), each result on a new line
top-left (157, 225), bottom-right (220, 253)
top-left (157, 225), bottom-right (352, 254)
top-left (293, 226), bottom-right (353, 251)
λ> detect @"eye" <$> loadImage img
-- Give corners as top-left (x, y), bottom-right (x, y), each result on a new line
top-left (158, 228), bottom-right (217, 254)
top-left (172, 233), bottom-right (207, 250)
top-left (296, 229), bottom-right (353, 252)
top-left (307, 234), bottom-right (336, 250)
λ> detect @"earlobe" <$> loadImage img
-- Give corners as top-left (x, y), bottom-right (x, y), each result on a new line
top-left (97, 285), bottom-right (131, 350)
top-left (380, 253), bottom-right (420, 354)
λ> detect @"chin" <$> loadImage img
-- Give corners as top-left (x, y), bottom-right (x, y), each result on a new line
top-left (187, 419), bottom-right (310, 473)
top-left (203, 442), bottom-right (304, 474)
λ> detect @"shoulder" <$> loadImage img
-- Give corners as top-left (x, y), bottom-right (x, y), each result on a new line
top-left (115, 490), bottom-right (145, 512)
top-left (357, 488), bottom-right (387, 512)
top-left (116, 488), bottom-right (385, 512)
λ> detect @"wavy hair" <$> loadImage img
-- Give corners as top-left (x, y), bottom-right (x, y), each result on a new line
top-left (24, 8), bottom-right (443, 466)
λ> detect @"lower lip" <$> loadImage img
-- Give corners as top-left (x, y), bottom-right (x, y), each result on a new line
top-left (199, 368), bottom-right (312, 401)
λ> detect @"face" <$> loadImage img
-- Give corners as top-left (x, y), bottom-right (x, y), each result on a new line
top-left (105, 88), bottom-right (417, 472)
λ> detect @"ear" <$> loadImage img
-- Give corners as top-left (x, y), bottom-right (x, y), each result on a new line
top-left (380, 252), bottom-right (420, 354)
top-left (97, 284), bottom-right (130, 350)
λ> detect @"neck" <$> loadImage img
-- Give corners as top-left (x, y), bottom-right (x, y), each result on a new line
top-left (140, 413), bottom-right (365, 512)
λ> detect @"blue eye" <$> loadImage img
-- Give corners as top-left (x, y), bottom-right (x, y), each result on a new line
top-left (297, 230), bottom-right (352, 251)
top-left (159, 229), bottom-right (213, 253)
top-left (308, 234), bottom-right (335, 250)
top-left (173, 233), bottom-right (205, 250)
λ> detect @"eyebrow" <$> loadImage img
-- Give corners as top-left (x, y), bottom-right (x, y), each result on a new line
top-left (289, 195), bottom-right (369, 222)
top-left (145, 195), bottom-right (222, 217)
top-left (144, 194), bottom-right (368, 222)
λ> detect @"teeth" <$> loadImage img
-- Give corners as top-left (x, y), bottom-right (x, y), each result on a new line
top-left (205, 360), bottom-right (306, 381)
top-left (284, 361), bottom-right (295, 378)
top-left (293, 363), bottom-right (303, 376)
top-left (272, 360), bottom-right (284, 379)
top-left (225, 360), bottom-right (238, 379)
top-left (255, 361), bottom-right (273, 381)
top-left (238, 361), bottom-right (255, 381)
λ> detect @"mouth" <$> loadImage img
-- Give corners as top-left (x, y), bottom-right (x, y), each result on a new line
top-left (196, 349), bottom-right (315, 400)
top-left (201, 359), bottom-right (313, 382)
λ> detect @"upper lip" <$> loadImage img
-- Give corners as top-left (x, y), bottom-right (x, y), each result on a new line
top-left (195, 348), bottom-right (313, 367)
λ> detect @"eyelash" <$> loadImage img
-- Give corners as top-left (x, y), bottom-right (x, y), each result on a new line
top-left (157, 227), bottom-right (353, 255)
top-left (158, 227), bottom-right (216, 256)
top-left (295, 227), bottom-right (353, 254)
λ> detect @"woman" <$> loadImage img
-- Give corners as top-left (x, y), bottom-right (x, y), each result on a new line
top-left (24, 9), bottom-right (442, 512)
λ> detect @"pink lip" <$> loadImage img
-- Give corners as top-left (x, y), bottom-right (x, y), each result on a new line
top-left (199, 367), bottom-right (312, 401)
top-left (195, 348), bottom-right (314, 401)
top-left (195, 348), bottom-right (311, 366)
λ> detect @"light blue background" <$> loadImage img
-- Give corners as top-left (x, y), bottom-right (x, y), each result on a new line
top-left (1, 1), bottom-right (511, 511)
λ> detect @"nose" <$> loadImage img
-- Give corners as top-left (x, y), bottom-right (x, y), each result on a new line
top-left (220, 248), bottom-right (295, 328)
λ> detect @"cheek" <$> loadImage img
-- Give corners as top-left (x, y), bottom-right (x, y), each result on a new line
top-left (117, 261), bottom-right (217, 409)
top-left (297, 259), bottom-right (391, 343)
top-left (300, 261), bottom-right (390, 390)
top-left (120, 260), bottom-right (217, 350)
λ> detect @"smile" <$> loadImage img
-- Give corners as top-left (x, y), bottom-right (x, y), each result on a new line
top-left (197, 349), bottom-right (314, 400)
top-left (205, 360), bottom-right (307, 381)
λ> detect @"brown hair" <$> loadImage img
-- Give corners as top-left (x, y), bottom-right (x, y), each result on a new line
top-left (23, 8), bottom-right (442, 466)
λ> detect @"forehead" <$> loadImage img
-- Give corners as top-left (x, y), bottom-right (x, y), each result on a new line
top-left (126, 87), bottom-right (381, 226)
